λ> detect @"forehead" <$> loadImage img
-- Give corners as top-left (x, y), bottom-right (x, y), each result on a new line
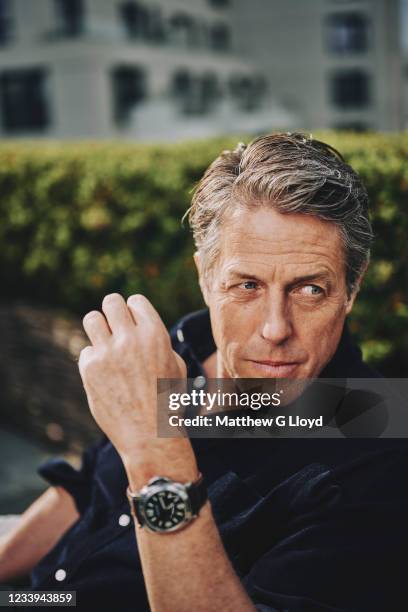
top-left (217, 206), bottom-right (345, 278)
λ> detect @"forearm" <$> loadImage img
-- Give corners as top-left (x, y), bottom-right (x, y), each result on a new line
top-left (77, 294), bottom-right (256, 609)
top-left (136, 503), bottom-right (255, 612)
top-left (0, 486), bottom-right (79, 583)
top-left (126, 462), bottom-right (256, 612)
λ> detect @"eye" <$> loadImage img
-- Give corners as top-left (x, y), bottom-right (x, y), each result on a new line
top-left (299, 284), bottom-right (324, 296)
top-left (241, 281), bottom-right (259, 290)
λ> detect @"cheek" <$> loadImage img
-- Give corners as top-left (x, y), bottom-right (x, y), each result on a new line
top-left (295, 302), bottom-right (346, 361)
top-left (295, 292), bottom-right (346, 329)
top-left (209, 297), bottom-right (256, 350)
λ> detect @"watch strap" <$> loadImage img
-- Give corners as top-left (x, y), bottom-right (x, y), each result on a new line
top-left (186, 473), bottom-right (208, 516)
top-left (126, 488), bottom-right (142, 525)
top-left (126, 472), bottom-right (208, 527)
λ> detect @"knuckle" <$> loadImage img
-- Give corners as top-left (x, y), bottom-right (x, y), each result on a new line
top-left (102, 292), bottom-right (123, 306)
top-left (78, 348), bottom-right (92, 374)
top-left (80, 344), bottom-right (91, 355)
top-left (79, 346), bottom-right (107, 373)
top-left (83, 310), bottom-right (101, 325)
top-left (127, 293), bottom-right (147, 306)
top-left (79, 346), bottom-right (92, 363)
top-left (87, 357), bottom-right (103, 377)
top-left (115, 331), bottom-right (137, 354)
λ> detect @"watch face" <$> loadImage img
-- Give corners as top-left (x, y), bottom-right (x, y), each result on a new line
top-left (143, 487), bottom-right (189, 531)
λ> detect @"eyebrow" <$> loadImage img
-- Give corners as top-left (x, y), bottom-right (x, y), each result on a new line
top-left (225, 270), bottom-right (334, 287)
top-left (287, 272), bottom-right (333, 287)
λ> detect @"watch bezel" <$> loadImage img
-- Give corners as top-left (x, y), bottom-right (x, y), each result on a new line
top-left (138, 477), bottom-right (194, 533)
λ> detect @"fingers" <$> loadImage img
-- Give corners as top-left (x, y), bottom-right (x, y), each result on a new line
top-left (83, 293), bottom-right (165, 348)
top-left (83, 293), bottom-right (134, 346)
top-left (127, 294), bottom-right (166, 332)
top-left (83, 311), bottom-right (111, 346)
top-left (102, 293), bottom-right (135, 335)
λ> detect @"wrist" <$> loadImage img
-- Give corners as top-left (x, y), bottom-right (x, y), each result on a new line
top-left (127, 472), bottom-right (208, 533)
top-left (122, 439), bottom-right (199, 491)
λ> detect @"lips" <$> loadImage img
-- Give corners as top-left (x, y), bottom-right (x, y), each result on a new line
top-left (249, 360), bottom-right (300, 377)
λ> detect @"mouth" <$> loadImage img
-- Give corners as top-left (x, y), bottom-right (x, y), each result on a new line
top-left (248, 360), bottom-right (300, 377)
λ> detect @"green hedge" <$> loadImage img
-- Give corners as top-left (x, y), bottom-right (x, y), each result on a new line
top-left (0, 133), bottom-right (406, 375)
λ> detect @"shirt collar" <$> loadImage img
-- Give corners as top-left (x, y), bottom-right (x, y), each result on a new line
top-left (173, 308), bottom-right (378, 379)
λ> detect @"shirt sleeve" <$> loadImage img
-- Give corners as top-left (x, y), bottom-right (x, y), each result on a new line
top-left (37, 436), bottom-right (108, 514)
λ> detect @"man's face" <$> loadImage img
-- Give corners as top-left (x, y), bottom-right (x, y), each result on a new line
top-left (197, 207), bottom-right (358, 379)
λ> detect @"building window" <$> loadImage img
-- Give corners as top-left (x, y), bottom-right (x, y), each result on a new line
top-left (0, 69), bottom-right (50, 133)
top-left (120, 2), bottom-right (166, 43)
top-left (112, 66), bottom-right (147, 124)
top-left (0, 0), bottom-right (13, 45)
top-left (201, 72), bottom-right (221, 111)
top-left (148, 7), bottom-right (166, 43)
top-left (330, 70), bottom-right (370, 108)
top-left (229, 74), bottom-right (267, 111)
top-left (53, 0), bottom-right (85, 37)
top-left (169, 12), bottom-right (198, 48)
top-left (210, 23), bottom-right (230, 51)
top-left (207, 0), bottom-right (230, 8)
top-left (171, 69), bottom-right (221, 115)
top-left (326, 12), bottom-right (369, 53)
top-left (120, 1), bottom-right (149, 40)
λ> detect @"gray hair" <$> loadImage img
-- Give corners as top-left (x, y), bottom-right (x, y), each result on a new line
top-left (186, 132), bottom-right (373, 296)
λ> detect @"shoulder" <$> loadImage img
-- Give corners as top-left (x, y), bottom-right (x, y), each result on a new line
top-left (169, 309), bottom-right (215, 377)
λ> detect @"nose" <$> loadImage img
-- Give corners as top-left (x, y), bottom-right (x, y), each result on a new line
top-left (260, 293), bottom-right (293, 345)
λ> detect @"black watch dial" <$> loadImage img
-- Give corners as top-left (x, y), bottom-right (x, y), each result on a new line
top-left (144, 490), bottom-right (187, 530)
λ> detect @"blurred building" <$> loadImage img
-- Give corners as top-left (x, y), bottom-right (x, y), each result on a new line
top-left (233, 0), bottom-right (404, 132)
top-left (0, 0), bottom-right (297, 141)
top-left (0, 0), bottom-right (404, 140)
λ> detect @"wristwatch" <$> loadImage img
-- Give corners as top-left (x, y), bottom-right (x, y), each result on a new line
top-left (126, 473), bottom-right (208, 533)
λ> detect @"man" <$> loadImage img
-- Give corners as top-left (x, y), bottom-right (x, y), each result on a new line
top-left (1, 133), bottom-right (407, 611)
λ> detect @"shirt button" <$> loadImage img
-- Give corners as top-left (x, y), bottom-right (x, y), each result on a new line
top-left (176, 328), bottom-right (184, 343)
top-left (55, 569), bottom-right (66, 582)
top-left (193, 375), bottom-right (206, 389)
top-left (118, 513), bottom-right (131, 527)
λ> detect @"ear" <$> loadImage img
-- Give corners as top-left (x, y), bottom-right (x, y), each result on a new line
top-left (193, 251), bottom-right (210, 306)
top-left (345, 262), bottom-right (368, 315)
top-left (345, 291), bottom-right (358, 316)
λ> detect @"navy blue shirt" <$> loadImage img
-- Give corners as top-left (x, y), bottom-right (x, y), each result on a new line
top-left (32, 310), bottom-right (408, 611)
